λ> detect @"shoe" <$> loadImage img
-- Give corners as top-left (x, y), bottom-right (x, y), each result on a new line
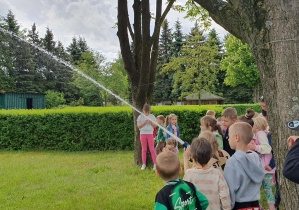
top-left (153, 164), bottom-right (156, 170)
top-left (141, 164), bottom-right (146, 170)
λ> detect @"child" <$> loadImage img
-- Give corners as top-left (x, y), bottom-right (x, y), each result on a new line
top-left (137, 104), bottom-right (157, 170)
top-left (183, 138), bottom-right (231, 210)
top-left (222, 107), bottom-right (238, 156)
top-left (283, 135), bottom-right (299, 184)
top-left (223, 122), bottom-right (265, 210)
top-left (166, 114), bottom-right (180, 155)
top-left (249, 117), bottom-right (275, 210)
top-left (200, 115), bottom-right (224, 150)
top-left (155, 151), bottom-right (209, 210)
top-left (163, 138), bottom-right (177, 153)
top-left (199, 131), bottom-right (230, 173)
top-left (155, 115), bottom-right (166, 155)
top-left (237, 108), bottom-right (255, 127)
top-left (206, 110), bottom-right (216, 119)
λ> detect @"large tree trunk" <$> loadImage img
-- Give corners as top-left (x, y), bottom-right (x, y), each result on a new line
top-left (194, 0), bottom-right (299, 208)
top-left (118, 0), bottom-right (175, 165)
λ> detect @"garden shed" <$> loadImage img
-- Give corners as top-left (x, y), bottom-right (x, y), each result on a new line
top-left (0, 92), bottom-right (46, 109)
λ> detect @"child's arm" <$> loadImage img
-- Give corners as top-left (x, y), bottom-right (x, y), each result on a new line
top-left (194, 186), bottom-right (209, 210)
top-left (255, 133), bottom-right (272, 154)
top-left (183, 146), bottom-right (191, 172)
top-left (218, 173), bottom-right (231, 210)
top-left (223, 164), bottom-right (238, 209)
top-left (137, 119), bottom-right (149, 129)
top-left (165, 126), bottom-right (172, 139)
top-left (283, 137), bottom-right (299, 184)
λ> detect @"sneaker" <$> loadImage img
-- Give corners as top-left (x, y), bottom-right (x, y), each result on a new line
top-left (141, 164), bottom-right (146, 170)
top-left (153, 164), bottom-right (156, 170)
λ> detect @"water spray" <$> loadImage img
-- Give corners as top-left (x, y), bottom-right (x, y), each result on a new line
top-left (0, 27), bottom-right (190, 148)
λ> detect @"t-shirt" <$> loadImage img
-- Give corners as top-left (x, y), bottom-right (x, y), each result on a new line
top-left (155, 179), bottom-right (209, 210)
top-left (137, 113), bottom-right (156, 134)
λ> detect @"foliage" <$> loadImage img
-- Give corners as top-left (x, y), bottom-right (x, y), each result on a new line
top-left (221, 34), bottom-right (260, 88)
top-left (0, 104), bottom-right (260, 151)
top-left (45, 90), bottom-right (66, 109)
top-left (162, 26), bottom-right (219, 99)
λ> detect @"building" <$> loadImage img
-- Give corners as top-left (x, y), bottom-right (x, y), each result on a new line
top-left (156, 90), bottom-right (224, 106)
top-left (0, 92), bottom-right (46, 109)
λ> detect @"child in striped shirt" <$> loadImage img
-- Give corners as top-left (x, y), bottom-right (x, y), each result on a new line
top-left (183, 137), bottom-right (231, 210)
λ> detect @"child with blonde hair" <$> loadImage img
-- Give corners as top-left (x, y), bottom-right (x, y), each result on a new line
top-left (184, 138), bottom-right (231, 210)
top-left (163, 138), bottom-right (177, 153)
top-left (155, 151), bottom-right (209, 210)
top-left (223, 122), bottom-right (265, 210)
top-left (137, 104), bottom-right (157, 170)
top-left (166, 114), bottom-right (180, 155)
top-left (200, 115), bottom-right (224, 150)
top-left (206, 110), bottom-right (216, 119)
top-left (199, 131), bottom-right (230, 173)
top-left (249, 117), bottom-right (275, 210)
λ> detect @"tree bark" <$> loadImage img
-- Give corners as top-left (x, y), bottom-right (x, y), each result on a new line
top-left (118, 0), bottom-right (175, 165)
top-left (194, 0), bottom-right (299, 208)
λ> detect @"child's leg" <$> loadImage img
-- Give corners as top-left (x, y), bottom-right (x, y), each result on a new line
top-left (140, 134), bottom-right (148, 164)
top-left (147, 135), bottom-right (156, 164)
top-left (262, 174), bottom-right (275, 210)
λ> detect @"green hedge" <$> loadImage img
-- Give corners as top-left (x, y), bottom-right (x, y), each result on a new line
top-left (0, 105), bottom-right (261, 151)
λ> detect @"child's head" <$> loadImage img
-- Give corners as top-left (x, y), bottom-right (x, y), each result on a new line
top-left (259, 96), bottom-right (266, 111)
top-left (200, 115), bottom-right (223, 136)
top-left (221, 107), bottom-right (237, 128)
top-left (252, 117), bottom-right (268, 133)
top-left (206, 110), bottom-right (216, 119)
top-left (169, 114), bottom-right (177, 125)
top-left (190, 137), bottom-right (212, 166)
top-left (156, 115), bottom-right (165, 125)
top-left (199, 131), bottom-right (219, 155)
top-left (156, 151), bottom-right (182, 181)
top-left (165, 138), bottom-right (177, 151)
top-left (237, 108), bottom-right (255, 127)
top-left (228, 122), bottom-right (253, 149)
top-left (142, 104), bottom-right (151, 115)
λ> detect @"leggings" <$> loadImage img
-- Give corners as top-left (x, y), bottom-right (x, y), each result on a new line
top-left (262, 174), bottom-right (275, 206)
top-left (140, 134), bottom-right (156, 165)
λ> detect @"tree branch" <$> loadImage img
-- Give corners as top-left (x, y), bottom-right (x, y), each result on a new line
top-left (117, 0), bottom-right (137, 82)
top-left (149, 0), bottom-right (175, 47)
top-left (193, 0), bottom-right (246, 41)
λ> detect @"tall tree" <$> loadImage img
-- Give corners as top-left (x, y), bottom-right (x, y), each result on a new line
top-left (170, 19), bottom-right (185, 57)
top-left (221, 34), bottom-right (260, 101)
top-left (162, 27), bottom-right (218, 99)
top-left (42, 27), bottom-right (56, 53)
top-left (118, 0), bottom-right (176, 165)
top-left (28, 23), bottom-right (41, 45)
top-left (1, 10), bottom-right (20, 34)
top-left (153, 19), bottom-right (174, 103)
top-left (193, 0), bottom-right (299, 208)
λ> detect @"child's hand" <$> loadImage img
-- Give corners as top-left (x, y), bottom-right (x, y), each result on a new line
top-left (264, 165), bottom-right (272, 171)
top-left (183, 146), bottom-right (191, 160)
top-left (287, 136), bottom-right (299, 148)
top-left (248, 141), bottom-right (256, 151)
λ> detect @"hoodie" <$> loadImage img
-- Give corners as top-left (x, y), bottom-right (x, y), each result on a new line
top-left (223, 150), bottom-right (266, 209)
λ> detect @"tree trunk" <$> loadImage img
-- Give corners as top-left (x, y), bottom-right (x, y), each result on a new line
top-left (194, 0), bottom-right (299, 208)
top-left (118, 0), bottom-right (175, 165)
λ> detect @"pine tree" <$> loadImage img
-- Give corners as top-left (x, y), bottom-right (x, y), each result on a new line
top-left (3, 10), bottom-right (20, 34)
top-left (28, 23), bottom-right (41, 45)
top-left (42, 27), bottom-right (56, 52)
top-left (153, 19), bottom-right (174, 103)
top-left (67, 37), bottom-right (81, 64)
top-left (171, 19), bottom-right (185, 57)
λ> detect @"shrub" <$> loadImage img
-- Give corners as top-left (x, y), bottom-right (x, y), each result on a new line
top-left (0, 104), bottom-right (261, 151)
top-left (45, 90), bottom-right (66, 109)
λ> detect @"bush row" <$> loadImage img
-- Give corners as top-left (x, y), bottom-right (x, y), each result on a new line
top-left (0, 104), bottom-right (261, 151)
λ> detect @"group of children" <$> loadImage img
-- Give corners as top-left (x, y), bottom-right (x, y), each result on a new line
top-left (137, 104), bottom-right (277, 210)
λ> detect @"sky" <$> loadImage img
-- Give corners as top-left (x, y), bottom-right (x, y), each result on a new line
top-left (0, 0), bottom-right (228, 62)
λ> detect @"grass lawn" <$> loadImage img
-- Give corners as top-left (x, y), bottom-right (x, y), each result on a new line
top-left (0, 150), bottom-right (278, 209)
